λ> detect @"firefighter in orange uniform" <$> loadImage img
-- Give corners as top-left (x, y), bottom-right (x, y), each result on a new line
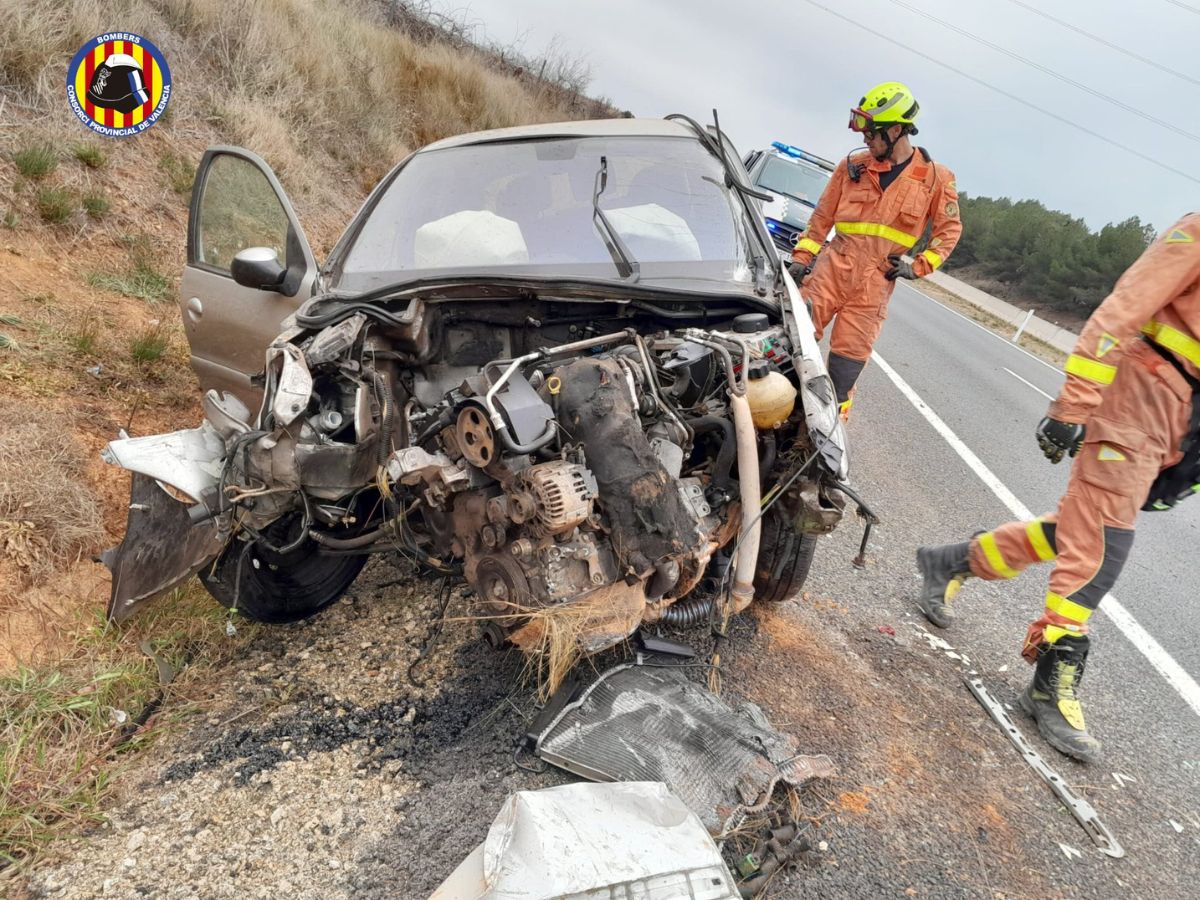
top-left (916, 214), bottom-right (1200, 763)
top-left (790, 81), bottom-right (962, 419)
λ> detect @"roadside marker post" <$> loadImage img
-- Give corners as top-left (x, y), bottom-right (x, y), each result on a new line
top-left (1012, 309), bottom-right (1035, 343)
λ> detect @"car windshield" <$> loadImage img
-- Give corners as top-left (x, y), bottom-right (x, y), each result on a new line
top-left (336, 135), bottom-right (757, 293)
top-left (756, 156), bottom-right (830, 208)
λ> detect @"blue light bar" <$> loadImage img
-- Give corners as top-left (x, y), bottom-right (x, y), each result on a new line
top-left (770, 141), bottom-right (835, 171)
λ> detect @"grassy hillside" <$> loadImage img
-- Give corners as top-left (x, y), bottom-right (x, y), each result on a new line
top-left (0, 0), bottom-right (615, 875)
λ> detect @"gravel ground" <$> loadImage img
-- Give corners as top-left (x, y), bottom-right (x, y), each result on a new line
top-left (18, 542), bottom-right (1064, 900)
top-left (17, 558), bottom-right (834, 899)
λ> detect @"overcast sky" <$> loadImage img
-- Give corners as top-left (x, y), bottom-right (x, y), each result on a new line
top-left (438, 0), bottom-right (1199, 233)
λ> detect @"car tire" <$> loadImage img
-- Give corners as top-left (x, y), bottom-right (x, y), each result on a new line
top-left (753, 508), bottom-right (819, 603)
top-left (199, 514), bottom-right (368, 624)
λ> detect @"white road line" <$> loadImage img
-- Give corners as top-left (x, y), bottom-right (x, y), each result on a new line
top-left (900, 282), bottom-right (1066, 375)
top-left (1002, 366), bottom-right (1055, 401)
top-left (872, 349), bottom-right (1200, 718)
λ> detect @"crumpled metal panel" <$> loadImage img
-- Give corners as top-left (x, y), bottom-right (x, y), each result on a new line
top-left (534, 663), bottom-right (835, 835)
top-left (431, 782), bottom-right (739, 900)
top-left (102, 472), bottom-right (225, 621)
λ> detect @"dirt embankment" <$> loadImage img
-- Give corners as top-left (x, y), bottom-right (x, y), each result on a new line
top-left (0, 0), bottom-right (620, 880)
top-left (0, 0), bottom-right (617, 667)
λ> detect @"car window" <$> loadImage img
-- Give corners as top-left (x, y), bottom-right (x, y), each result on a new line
top-left (756, 157), bottom-right (830, 206)
top-left (196, 155), bottom-right (289, 272)
top-left (338, 136), bottom-right (755, 291)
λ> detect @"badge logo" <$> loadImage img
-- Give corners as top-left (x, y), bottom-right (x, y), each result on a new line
top-left (66, 32), bottom-right (171, 137)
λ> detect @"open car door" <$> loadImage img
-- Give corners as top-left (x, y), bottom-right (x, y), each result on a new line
top-left (181, 146), bottom-right (318, 410)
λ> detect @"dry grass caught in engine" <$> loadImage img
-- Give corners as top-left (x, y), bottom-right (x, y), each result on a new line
top-left (504, 581), bottom-right (646, 698)
top-left (0, 401), bottom-right (104, 599)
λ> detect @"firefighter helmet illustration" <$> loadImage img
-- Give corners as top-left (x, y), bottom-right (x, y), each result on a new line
top-left (87, 53), bottom-right (149, 114)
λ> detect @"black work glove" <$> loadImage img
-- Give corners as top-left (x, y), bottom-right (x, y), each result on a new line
top-left (885, 254), bottom-right (916, 281)
top-left (787, 261), bottom-right (812, 285)
top-left (1036, 416), bottom-right (1085, 464)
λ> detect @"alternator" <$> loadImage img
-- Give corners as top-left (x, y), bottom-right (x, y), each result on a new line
top-left (514, 461), bottom-right (597, 536)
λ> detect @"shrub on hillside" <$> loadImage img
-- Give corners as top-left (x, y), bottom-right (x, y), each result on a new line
top-left (14, 145), bottom-right (57, 179)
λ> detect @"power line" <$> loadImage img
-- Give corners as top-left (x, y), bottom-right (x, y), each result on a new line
top-left (794, 0), bottom-right (1200, 187)
top-left (881, 0), bottom-right (1200, 145)
top-left (1163, 0), bottom-right (1200, 15)
top-left (1001, 0), bottom-right (1200, 88)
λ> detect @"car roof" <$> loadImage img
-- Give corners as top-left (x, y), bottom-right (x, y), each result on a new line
top-left (417, 117), bottom-right (697, 153)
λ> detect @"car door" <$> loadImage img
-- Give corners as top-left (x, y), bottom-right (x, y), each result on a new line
top-left (180, 146), bottom-right (318, 410)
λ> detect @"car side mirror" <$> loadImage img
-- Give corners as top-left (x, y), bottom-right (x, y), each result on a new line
top-left (231, 247), bottom-right (287, 292)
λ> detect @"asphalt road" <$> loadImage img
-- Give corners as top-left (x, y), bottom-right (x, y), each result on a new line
top-left (814, 280), bottom-right (1200, 894)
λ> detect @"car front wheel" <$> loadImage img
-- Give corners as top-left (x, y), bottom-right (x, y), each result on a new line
top-left (753, 508), bottom-right (819, 603)
top-left (199, 514), bottom-right (368, 623)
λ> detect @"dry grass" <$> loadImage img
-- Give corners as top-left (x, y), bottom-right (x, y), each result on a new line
top-left (33, 187), bottom-right (73, 225)
top-left (0, 401), bottom-right (104, 595)
top-left (1, 0), bottom-right (615, 226)
top-left (0, 583), bottom-right (258, 877)
top-left (12, 146), bottom-right (57, 180)
top-left (71, 144), bottom-right (106, 170)
top-left (129, 321), bottom-right (170, 363)
top-left (506, 581), bottom-right (645, 697)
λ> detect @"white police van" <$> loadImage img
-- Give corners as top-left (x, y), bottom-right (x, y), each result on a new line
top-left (743, 142), bottom-right (835, 257)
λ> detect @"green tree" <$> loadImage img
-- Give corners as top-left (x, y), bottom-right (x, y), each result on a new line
top-left (944, 195), bottom-right (1154, 316)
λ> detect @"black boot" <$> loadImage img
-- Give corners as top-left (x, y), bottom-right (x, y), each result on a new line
top-left (1018, 634), bottom-right (1102, 764)
top-left (915, 542), bottom-right (971, 628)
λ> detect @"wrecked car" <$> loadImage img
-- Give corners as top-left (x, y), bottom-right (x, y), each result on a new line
top-left (101, 116), bottom-right (856, 654)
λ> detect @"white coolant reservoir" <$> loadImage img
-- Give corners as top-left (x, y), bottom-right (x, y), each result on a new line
top-left (745, 361), bottom-right (797, 429)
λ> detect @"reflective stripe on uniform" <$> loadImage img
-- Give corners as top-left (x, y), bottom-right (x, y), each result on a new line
top-left (796, 237), bottom-right (823, 256)
top-left (1045, 591), bottom-right (1094, 624)
top-left (978, 532), bottom-right (1018, 579)
top-left (833, 221), bottom-right (919, 248)
top-left (1025, 520), bottom-right (1057, 561)
top-left (1044, 623), bottom-right (1085, 645)
top-left (1064, 353), bottom-right (1117, 385)
top-left (1142, 319), bottom-right (1200, 369)
top-left (921, 249), bottom-right (944, 270)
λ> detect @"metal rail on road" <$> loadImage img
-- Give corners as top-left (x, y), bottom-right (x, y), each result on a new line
top-left (965, 676), bottom-right (1125, 859)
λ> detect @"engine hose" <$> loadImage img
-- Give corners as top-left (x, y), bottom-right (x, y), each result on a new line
top-left (730, 393), bottom-right (762, 608)
top-left (759, 433), bottom-right (777, 487)
top-left (659, 596), bottom-right (715, 627)
top-left (372, 370), bottom-right (395, 467)
top-left (309, 525), bottom-right (390, 550)
top-left (688, 416), bottom-right (736, 490)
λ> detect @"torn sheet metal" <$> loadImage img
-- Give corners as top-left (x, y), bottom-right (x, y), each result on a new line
top-left (101, 472), bottom-right (225, 621)
top-left (533, 663), bottom-right (835, 835)
top-left (431, 781), bottom-right (738, 900)
top-left (101, 421), bottom-right (226, 503)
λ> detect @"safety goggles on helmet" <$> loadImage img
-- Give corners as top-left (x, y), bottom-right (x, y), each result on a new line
top-left (849, 107), bottom-right (883, 135)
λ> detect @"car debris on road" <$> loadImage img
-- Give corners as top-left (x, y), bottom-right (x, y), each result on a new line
top-left (432, 781), bottom-right (741, 899)
top-left (532, 661), bottom-right (835, 836)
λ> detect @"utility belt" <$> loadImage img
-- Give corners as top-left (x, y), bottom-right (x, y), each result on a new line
top-left (1142, 336), bottom-right (1200, 511)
